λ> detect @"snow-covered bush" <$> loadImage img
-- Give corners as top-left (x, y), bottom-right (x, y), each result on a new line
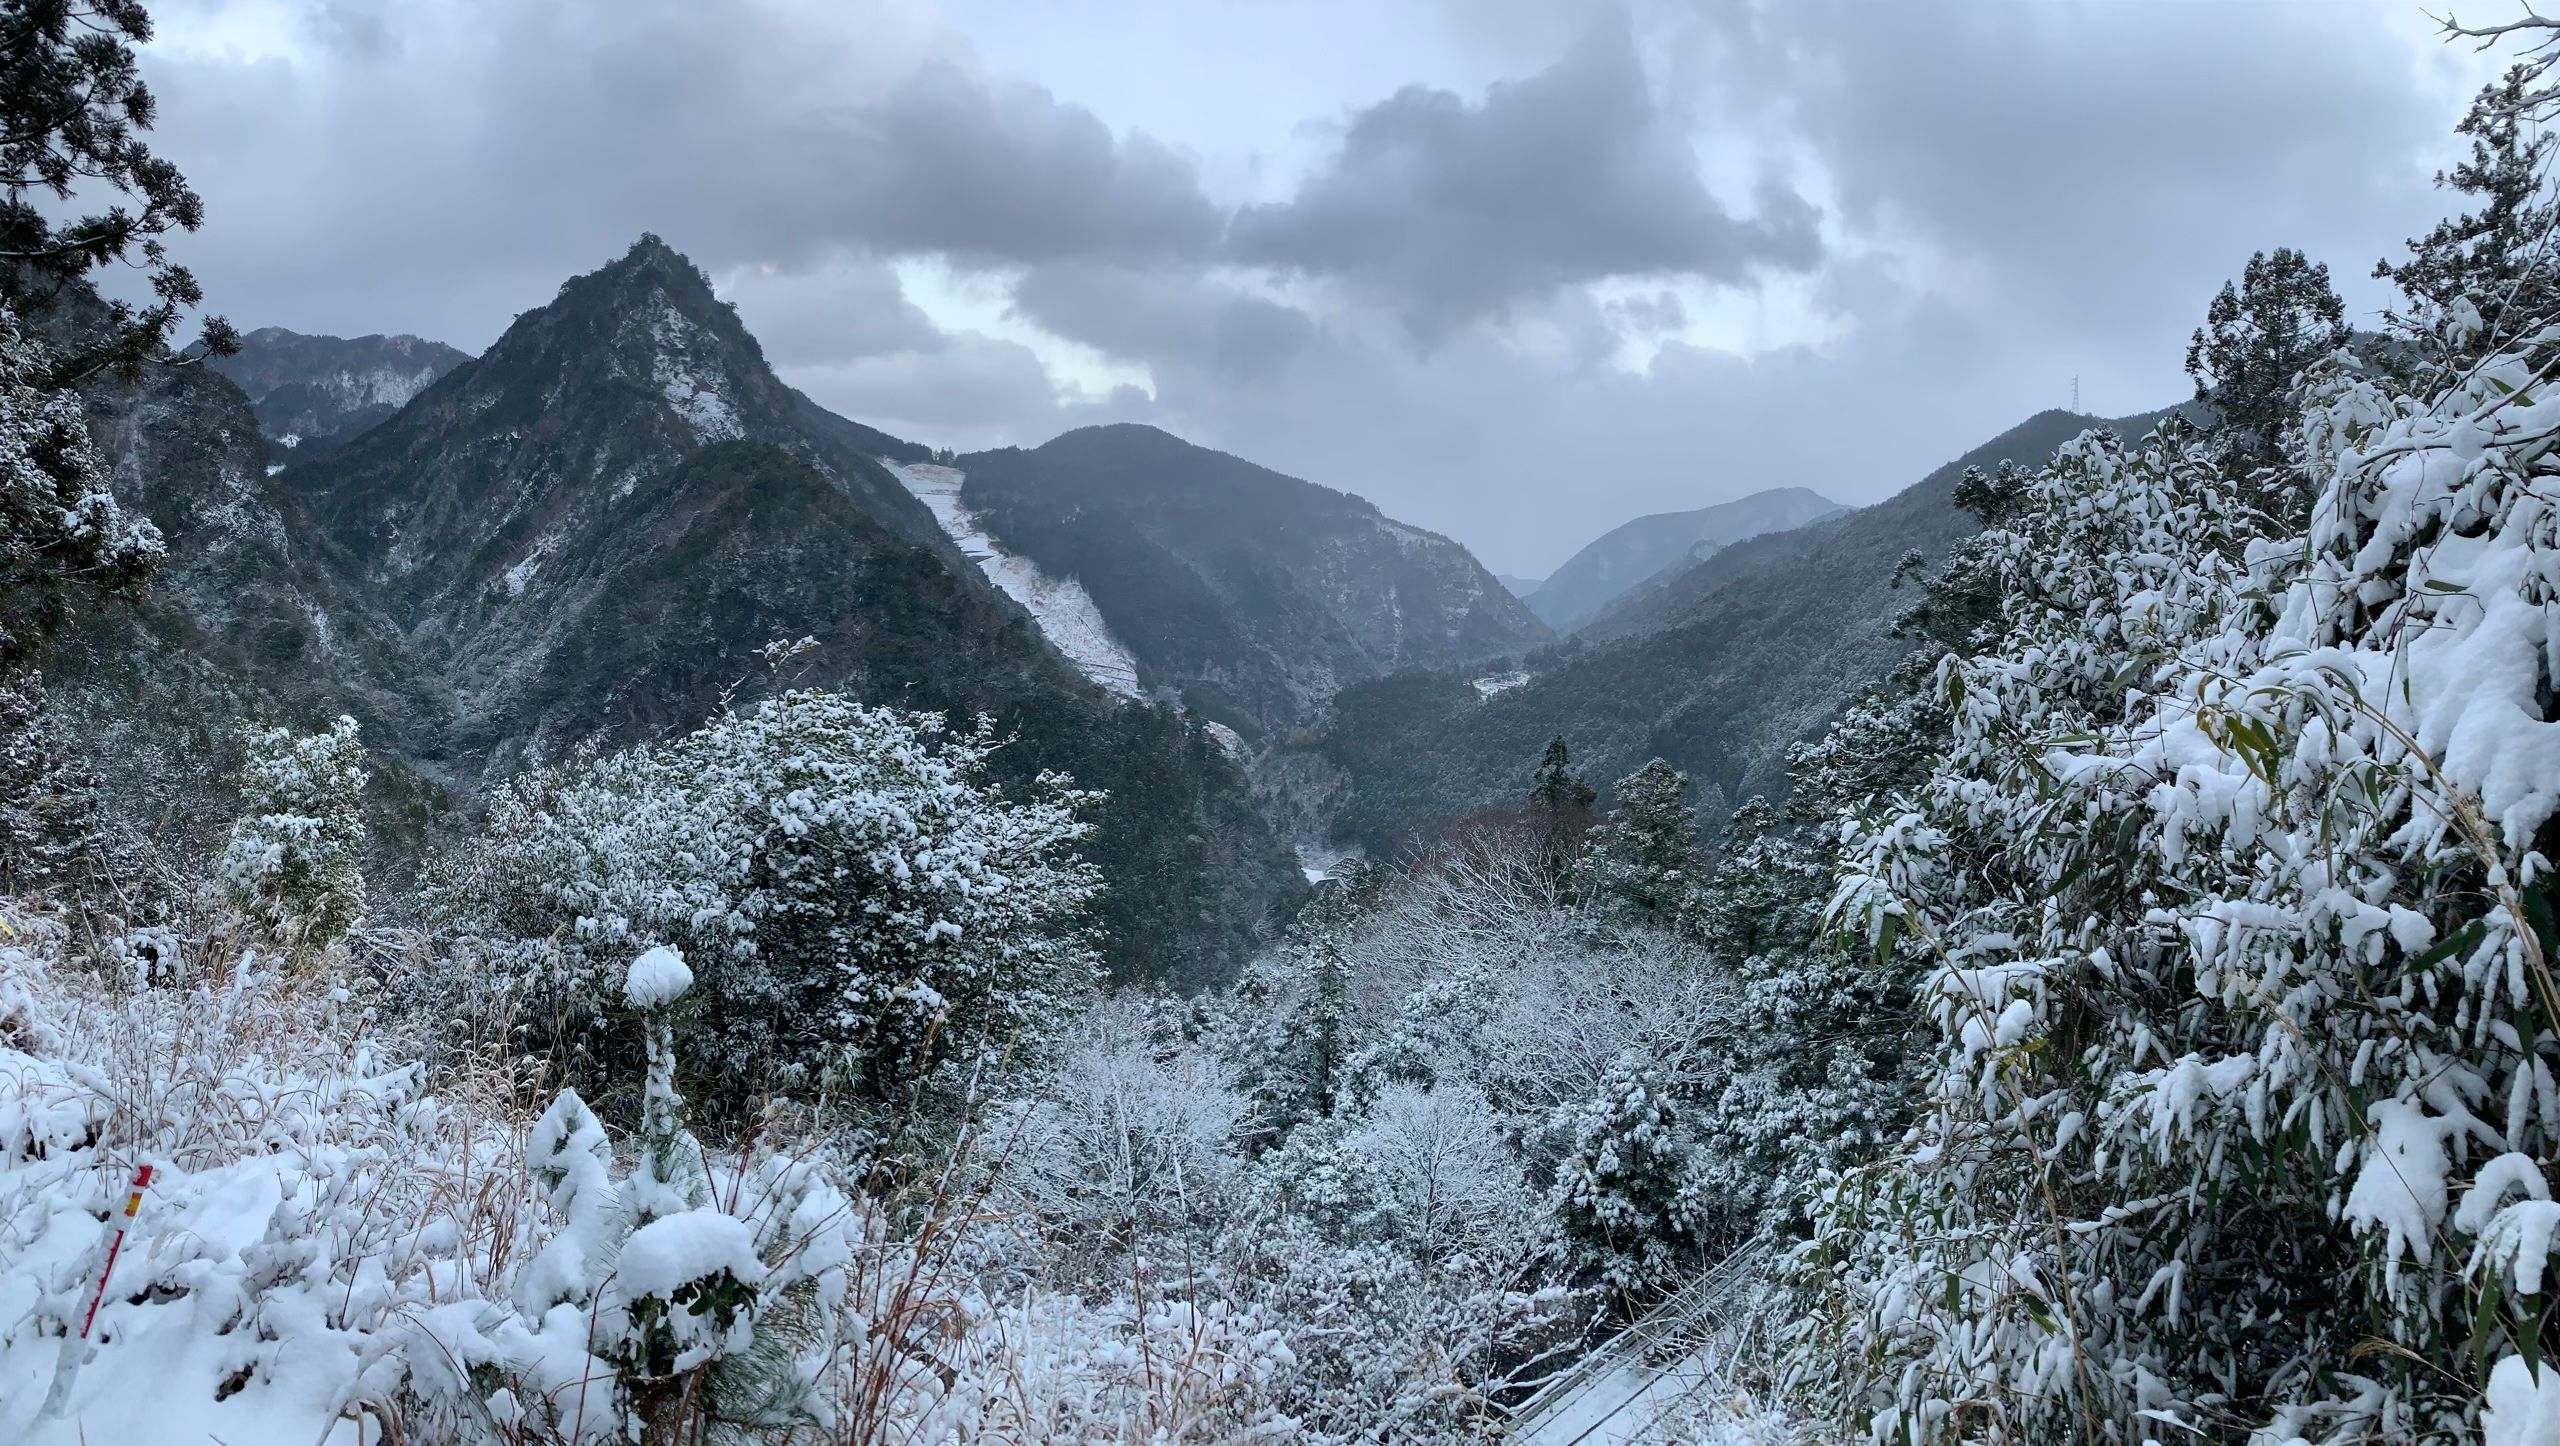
top-left (0, 911), bottom-right (1306, 1444)
top-left (995, 995), bottom-right (1248, 1276)
top-left (216, 714), bottom-right (368, 953)
top-left (449, 690), bottom-right (1102, 1120)
top-left (1793, 303), bottom-right (2560, 1439)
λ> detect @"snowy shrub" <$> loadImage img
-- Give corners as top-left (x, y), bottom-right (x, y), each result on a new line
top-left (450, 690), bottom-right (1102, 1120)
top-left (995, 995), bottom-right (1248, 1277)
top-left (0, 914), bottom-right (1314, 1444)
top-left (216, 714), bottom-right (368, 953)
top-left (1793, 294), bottom-right (2560, 1440)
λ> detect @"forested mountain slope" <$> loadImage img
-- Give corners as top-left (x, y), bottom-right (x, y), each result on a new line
top-left (957, 423), bottom-right (1549, 741)
top-left (1525, 485), bottom-right (1844, 631)
top-left (1304, 405), bottom-right (2188, 850)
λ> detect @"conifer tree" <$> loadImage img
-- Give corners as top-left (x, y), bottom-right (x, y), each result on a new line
top-left (1585, 758), bottom-right (1703, 934)
top-left (2377, 64), bottom-right (2559, 358)
top-left (2185, 246), bottom-right (2349, 471)
top-left (217, 715), bottom-right (368, 953)
top-left (1525, 735), bottom-right (1596, 882)
top-left (0, 0), bottom-right (235, 382)
top-left (1550, 1052), bottom-right (1705, 1300)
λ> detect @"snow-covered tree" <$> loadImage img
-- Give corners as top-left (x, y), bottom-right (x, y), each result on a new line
top-left (2378, 63), bottom-right (2560, 362)
top-left (455, 690), bottom-right (1102, 1120)
top-left (0, 310), bottom-right (163, 676)
top-left (0, 671), bottom-right (116, 896)
top-left (217, 714), bottom-right (366, 952)
top-left (1550, 1052), bottom-right (1707, 1300)
top-left (1347, 1081), bottom-right (1540, 1272)
top-left (2186, 246), bottom-right (2350, 472)
top-left (1000, 995), bottom-right (1248, 1272)
top-left (1792, 259), bottom-right (2560, 1436)
top-left (1584, 757), bottom-right (1705, 935)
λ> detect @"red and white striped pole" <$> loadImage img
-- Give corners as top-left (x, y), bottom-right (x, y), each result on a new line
top-left (78, 1163), bottom-right (154, 1339)
top-left (41, 1162), bottom-right (155, 1420)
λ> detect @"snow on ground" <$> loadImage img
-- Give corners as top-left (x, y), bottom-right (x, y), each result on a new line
top-left (1296, 843), bottom-right (1361, 885)
top-left (1473, 670), bottom-right (1531, 699)
top-left (887, 461), bottom-right (1145, 698)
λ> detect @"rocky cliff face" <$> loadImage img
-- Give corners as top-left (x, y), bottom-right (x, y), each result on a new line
top-left (958, 423), bottom-right (1549, 742)
top-left (55, 240), bottom-right (1303, 987)
top-left (211, 327), bottom-right (472, 459)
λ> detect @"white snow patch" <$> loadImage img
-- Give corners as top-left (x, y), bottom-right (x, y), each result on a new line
top-left (624, 945), bottom-right (693, 1008)
top-left (611, 1210), bottom-right (764, 1303)
top-left (501, 532), bottom-right (561, 598)
top-left (1472, 670), bottom-right (1530, 699)
top-left (279, 431), bottom-right (301, 450)
top-left (264, 463), bottom-right (284, 477)
top-left (1204, 720), bottom-right (1247, 759)
top-left (886, 461), bottom-right (1145, 698)
top-left (1296, 843), bottom-right (1360, 885)
top-left (648, 304), bottom-right (743, 443)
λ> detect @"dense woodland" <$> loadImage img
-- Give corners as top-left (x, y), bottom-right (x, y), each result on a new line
top-left (10, 3), bottom-right (2560, 1443)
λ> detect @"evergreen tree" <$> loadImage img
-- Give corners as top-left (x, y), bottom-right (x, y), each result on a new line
top-left (1225, 880), bottom-right (1365, 1141)
top-left (455, 691), bottom-right (1102, 1120)
top-left (0, 307), bottom-right (160, 676)
top-left (0, 669), bottom-right (115, 895)
top-left (2185, 246), bottom-right (2349, 471)
top-left (2378, 64), bottom-right (2559, 358)
top-left (1525, 735), bottom-right (1595, 881)
top-left (1549, 1052), bottom-right (1705, 1301)
top-left (0, 0), bottom-right (235, 382)
top-left (1585, 758), bottom-right (1703, 934)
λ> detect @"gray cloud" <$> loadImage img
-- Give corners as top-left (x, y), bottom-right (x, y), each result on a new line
top-left (1227, 15), bottom-right (1821, 336)
top-left (712, 256), bottom-right (943, 368)
top-left (135, 0), bottom-right (2493, 575)
top-left (785, 332), bottom-right (1063, 453)
top-left (1010, 263), bottom-right (1317, 380)
top-left (145, 0), bottom-right (1224, 347)
top-left (825, 64), bottom-right (1224, 266)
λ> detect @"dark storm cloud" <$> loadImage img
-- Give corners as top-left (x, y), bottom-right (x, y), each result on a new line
top-left (1010, 263), bottom-right (1317, 380)
top-left (1227, 17), bottom-right (1821, 336)
top-left (144, 0), bottom-right (1225, 345)
top-left (136, 0), bottom-right (2490, 574)
top-left (830, 64), bottom-right (1224, 266)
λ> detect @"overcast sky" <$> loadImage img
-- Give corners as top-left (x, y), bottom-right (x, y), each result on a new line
top-left (143, 0), bottom-right (2499, 575)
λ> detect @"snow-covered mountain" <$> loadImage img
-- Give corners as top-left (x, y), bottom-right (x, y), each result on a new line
top-left (58, 238), bottom-right (1302, 988)
top-left (886, 460), bottom-right (1144, 698)
top-left (1526, 486), bottom-right (1845, 631)
top-left (957, 423), bottom-right (1550, 742)
top-left (210, 326), bottom-right (472, 459)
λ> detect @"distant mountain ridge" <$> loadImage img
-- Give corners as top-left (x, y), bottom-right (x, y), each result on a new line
top-left (211, 327), bottom-right (472, 459)
top-left (1301, 405), bottom-right (2193, 852)
top-left (1527, 485), bottom-right (1846, 631)
top-left (955, 423), bottom-right (1550, 742)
